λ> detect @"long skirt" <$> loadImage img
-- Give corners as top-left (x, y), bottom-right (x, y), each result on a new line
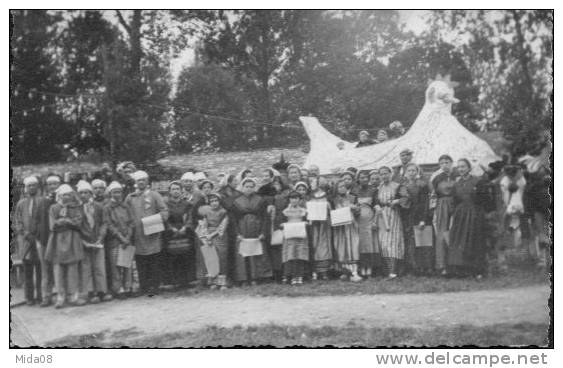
top-left (357, 206), bottom-right (380, 269)
top-left (377, 207), bottom-right (404, 275)
top-left (333, 223), bottom-right (360, 265)
top-left (234, 240), bottom-right (272, 282)
top-left (197, 229), bottom-right (229, 279)
top-left (283, 259), bottom-right (307, 278)
top-left (310, 221), bottom-right (332, 273)
top-left (282, 237), bottom-right (309, 263)
top-left (433, 196), bottom-right (454, 270)
top-left (448, 202), bottom-right (486, 275)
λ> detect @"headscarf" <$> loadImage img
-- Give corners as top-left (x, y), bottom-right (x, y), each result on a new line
top-left (207, 191), bottom-right (222, 201)
top-left (106, 181), bottom-right (123, 194)
top-left (46, 175), bottom-right (61, 184)
top-left (340, 170), bottom-right (355, 179)
top-left (23, 176), bottom-right (38, 186)
top-left (91, 179), bottom-right (107, 188)
top-left (240, 177), bottom-right (258, 191)
top-left (193, 172), bottom-right (207, 181)
top-left (76, 180), bottom-right (93, 193)
top-left (199, 179), bottom-right (215, 190)
top-left (168, 180), bottom-right (183, 191)
top-left (55, 184), bottom-right (75, 204)
top-left (294, 181), bottom-right (309, 190)
top-left (181, 172), bottom-right (195, 181)
top-left (130, 170), bottom-right (149, 181)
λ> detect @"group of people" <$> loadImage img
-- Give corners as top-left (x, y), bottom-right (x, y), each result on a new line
top-left (12, 147), bottom-right (550, 308)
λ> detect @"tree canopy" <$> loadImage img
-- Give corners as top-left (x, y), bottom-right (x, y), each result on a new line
top-left (10, 10), bottom-right (552, 165)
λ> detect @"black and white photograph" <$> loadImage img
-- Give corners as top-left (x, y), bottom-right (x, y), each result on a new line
top-left (9, 8), bottom-right (553, 352)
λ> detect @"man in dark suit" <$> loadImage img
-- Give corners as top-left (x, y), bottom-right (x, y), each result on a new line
top-left (392, 149), bottom-right (414, 183)
top-left (13, 176), bottom-right (43, 305)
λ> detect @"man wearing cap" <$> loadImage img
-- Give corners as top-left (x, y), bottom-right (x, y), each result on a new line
top-left (13, 176), bottom-right (43, 305)
top-left (125, 171), bottom-right (169, 295)
top-left (77, 180), bottom-right (112, 304)
top-left (181, 171), bottom-right (203, 205)
top-left (115, 161), bottom-right (137, 198)
top-left (392, 149), bottom-right (415, 184)
top-left (355, 130), bottom-right (374, 148)
top-left (35, 175), bottom-right (61, 306)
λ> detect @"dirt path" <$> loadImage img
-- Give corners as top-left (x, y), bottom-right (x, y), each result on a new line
top-left (11, 285), bottom-right (550, 346)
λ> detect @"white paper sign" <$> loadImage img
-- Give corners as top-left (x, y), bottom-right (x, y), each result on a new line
top-left (283, 222), bottom-right (307, 239)
top-left (271, 230), bottom-right (284, 245)
top-left (330, 207), bottom-right (353, 227)
top-left (238, 238), bottom-right (263, 257)
top-left (306, 201), bottom-right (328, 221)
top-left (117, 245), bottom-right (136, 268)
top-left (414, 226), bottom-right (434, 247)
top-left (141, 214), bottom-right (165, 235)
top-left (200, 245), bottom-right (220, 277)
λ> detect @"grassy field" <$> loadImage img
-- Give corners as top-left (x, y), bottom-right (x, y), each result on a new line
top-left (46, 322), bottom-right (549, 347)
top-left (161, 266), bottom-right (550, 299)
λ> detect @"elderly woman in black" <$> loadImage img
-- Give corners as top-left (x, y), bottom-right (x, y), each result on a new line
top-left (232, 178), bottom-right (272, 285)
top-left (399, 163), bottom-right (433, 275)
top-left (448, 159), bottom-right (487, 278)
top-left (162, 181), bottom-right (195, 289)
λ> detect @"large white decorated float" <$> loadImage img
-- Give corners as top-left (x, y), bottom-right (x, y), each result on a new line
top-left (300, 76), bottom-right (500, 175)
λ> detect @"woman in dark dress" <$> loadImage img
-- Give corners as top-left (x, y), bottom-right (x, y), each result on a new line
top-left (400, 163), bottom-right (434, 275)
top-left (270, 176), bottom-right (290, 282)
top-left (162, 181), bottom-right (195, 289)
top-left (447, 159), bottom-right (487, 277)
top-left (431, 155), bottom-right (457, 275)
top-left (355, 170), bottom-right (380, 278)
top-left (232, 178), bottom-right (272, 285)
top-left (218, 174), bottom-right (241, 282)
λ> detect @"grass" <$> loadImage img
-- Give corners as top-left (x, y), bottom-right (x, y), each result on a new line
top-left (46, 322), bottom-right (550, 348)
top-left (160, 266), bottom-right (550, 299)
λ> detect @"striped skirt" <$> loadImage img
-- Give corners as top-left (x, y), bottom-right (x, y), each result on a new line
top-left (377, 207), bottom-right (405, 260)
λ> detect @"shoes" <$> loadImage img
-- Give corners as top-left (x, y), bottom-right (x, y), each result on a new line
top-left (312, 272), bottom-right (318, 281)
top-left (386, 273), bottom-right (398, 280)
top-left (102, 294), bottom-right (113, 302)
top-left (54, 301), bottom-right (65, 309)
top-left (90, 296), bottom-right (101, 304)
top-left (209, 284), bottom-right (218, 290)
top-left (40, 299), bottom-right (51, 307)
top-left (350, 274), bottom-right (363, 283)
top-left (290, 278), bottom-right (297, 285)
top-left (71, 298), bottom-right (87, 306)
top-left (295, 277), bottom-right (303, 285)
top-left (281, 277), bottom-right (288, 284)
top-left (339, 274), bottom-right (349, 281)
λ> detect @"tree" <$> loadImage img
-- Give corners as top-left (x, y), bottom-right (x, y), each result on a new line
top-left (276, 10), bottom-right (409, 140)
top-left (10, 10), bottom-right (74, 164)
top-left (426, 10), bottom-right (553, 154)
top-left (172, 64), bottom-right (251, 152)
